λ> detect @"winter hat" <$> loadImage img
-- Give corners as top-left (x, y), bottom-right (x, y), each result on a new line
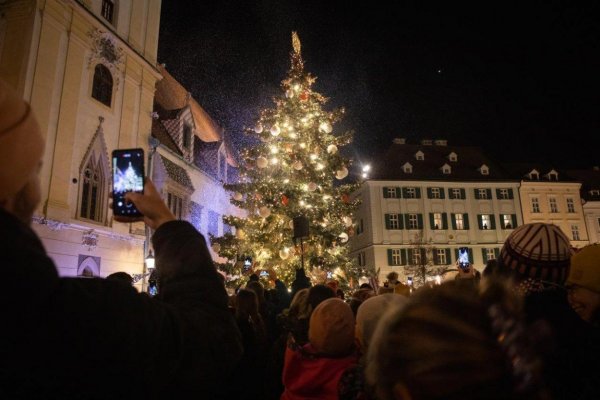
top-left (498, 223), bottom-right (571, 286)
top-left (567, 244), bottom-right (600, 293)
top-left (0, 79), bottom-right (44, 201)
top-left (309, 298), bottom-right (355, 356)
top-left (355, 294), bottom-right (408, 350)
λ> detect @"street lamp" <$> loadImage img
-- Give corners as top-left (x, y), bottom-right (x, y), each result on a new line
top-left (145, 249), bottom-right (155, 270)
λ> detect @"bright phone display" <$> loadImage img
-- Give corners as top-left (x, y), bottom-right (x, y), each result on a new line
top-left (112, 148), bottom-right (144, 217)
top-left (458, 247), bottom-right (470, 270)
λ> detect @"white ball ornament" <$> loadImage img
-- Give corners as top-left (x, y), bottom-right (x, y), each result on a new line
top-left (270, 125), bottom-right (281, 137)
top-left (285, 89), bottom-right (294, 98)
top-left (307, 182), bottom-right (317, 192)
top-left (335, 166), bottom-right (349, 180)
top-left (211, 243), bottom-right (221, 253)
top-left (233, 192), bottom-right (243, 201)
top-left (327, 144), bottom-right (338, 154)
top-left (338, 232), bottom-right (349, 243)
top-left (319, 121), bottom-right (332, 133)
top-left (343, 216), bottom-right (353, 227)
top-left (293, 161), bottom-right (303, 170)
top-left (256, 156), bottom-right (268, 169)
top-left (259, 206), bottom-right (271, 218)
top-left (254, 123), bottom-right (263, 134)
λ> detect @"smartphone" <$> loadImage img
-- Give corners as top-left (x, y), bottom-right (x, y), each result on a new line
top-left (148, 279), bottom-right (158, 297)
top-left (407, 277), bottom-right (413, 286)
top-left (259, 270), bottom-right (269, 278)
top-left (458, 247), bottom-right (470, 270)
top-left (243, 256), bottom-right (252, 272)
top-left (112, 148), bottom-right (144, 217)
top-left (326, 271), bottom-right (333, 279)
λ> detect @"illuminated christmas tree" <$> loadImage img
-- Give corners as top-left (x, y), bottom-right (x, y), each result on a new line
top-left (211, 32), bottom-right (359, 286)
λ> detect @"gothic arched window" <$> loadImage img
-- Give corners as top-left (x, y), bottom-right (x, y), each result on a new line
top-left (80, 158), bottom-right (105, 222)
top-left (92, 64), bottom-right (113, 107)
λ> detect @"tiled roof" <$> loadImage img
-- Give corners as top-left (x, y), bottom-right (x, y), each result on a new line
top-left (155, 65), bottom-right (222, 142)
top-left (370, 141), bottom-right (514, 181)
top-left (160, 155), bottom-right (194, 190)
top-left (502, 163), bottom-right (579, 182)
top-left (564, 168), bottom-right (600, 201)
top-left (151, 119), bottom-right (182, 156)
top-left (193, 136), bottom-right (220, 179)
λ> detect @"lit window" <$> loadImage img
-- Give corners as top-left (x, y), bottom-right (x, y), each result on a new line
top-left (502, 214), bottom-right (513, 229)
top-left (412, 250), bottom-right (421, 265)
top-left (455, 214), bottom-right (464, 230)
top-left (566, 198), bottom-right (575, 213)
top-left (408, 214), bottom-right (418, 229)
top-left (481, 215), bottom-right (491, 230)
top-left (531, 197), bottom-right (540, 213)
top-left (436, 249), bottom-right (447, 264)
top-left (91, 64), bottom-right (113, 107)
top-left (549, 198), bottom-right (558, 213)
top-left (571, 225), bottom-right (580, 241)
top-left (433, 213), bottom-right (443, 230)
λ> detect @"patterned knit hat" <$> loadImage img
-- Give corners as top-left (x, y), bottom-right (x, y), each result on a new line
top-left (498, 223), bottom-right (572, 286)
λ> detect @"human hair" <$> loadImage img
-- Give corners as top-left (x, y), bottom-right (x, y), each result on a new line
top-left (288, 288), bottom-right (310, 320)
top-left (367, 279), bottom-right (543, 400)
top-left (387, 271), bottom-right (399, 281)
top-left (106, 271), bottom-right (133, 286)
top-left (246, 280), bottom-right (265, 303)
top-left (235, 288), bottom-right (259, 320)
top-left (307, 284), bottom-right (335, 312)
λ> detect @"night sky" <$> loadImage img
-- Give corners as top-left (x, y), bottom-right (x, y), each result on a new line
top-left (158, 1), bottom-right (599, 169)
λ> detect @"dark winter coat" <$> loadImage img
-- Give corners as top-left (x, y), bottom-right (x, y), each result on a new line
top-left (0, 209), bottom-right (242, 399)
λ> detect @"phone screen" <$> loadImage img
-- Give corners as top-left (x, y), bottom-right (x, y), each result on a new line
top-left (112, 148), bottom-right (144, 217)
top-left (148, 279), bottom-right (158, 297)
top-left (458, 247), bottom-right (470, 269)
top-left (259, 270), bottom-right (269, 278)
top-left (243, 257), bottom-right (252, 272)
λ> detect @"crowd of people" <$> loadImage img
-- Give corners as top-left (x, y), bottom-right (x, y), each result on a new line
top-left (1, 78), bottom-right (599, 399)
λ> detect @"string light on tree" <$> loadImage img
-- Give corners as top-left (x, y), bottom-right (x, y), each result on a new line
top-left (211, 32), bottom-right (360, 286)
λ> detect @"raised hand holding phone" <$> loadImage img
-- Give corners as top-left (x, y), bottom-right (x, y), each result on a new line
top-left (112, 148), bottom-right (145, 218)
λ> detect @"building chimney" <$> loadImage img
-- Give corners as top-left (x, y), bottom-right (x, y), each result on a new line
top-left (421, 139), bottom-right (433, 146)
top-left (393, 138), bottom-right (406, 144)
top-left (434, 139), bottom-right (447, 146)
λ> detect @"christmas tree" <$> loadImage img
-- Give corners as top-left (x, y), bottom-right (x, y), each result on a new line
top-left (211, 32), bottom-right (359, 286)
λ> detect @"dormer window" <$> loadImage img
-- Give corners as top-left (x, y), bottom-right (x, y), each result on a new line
top-left (448, 152), bottom-right (458, 162)
top-left (479, 164), bottom-right (489, 175)
top-left (528, 169), bottom-right (540, 180)
top-left (546, 170), bottom-right (559, 181)
top-left (403, 162), bottom-right (413, 174)
top-left (415, 151), bottom-right (424, 161)
top-left (590, 189), bottom-right (600, 197)
top-left (441, 163), bottom-right (451, 174)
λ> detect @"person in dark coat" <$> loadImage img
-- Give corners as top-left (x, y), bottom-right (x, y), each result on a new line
top-left (0, 79), bottom-right (243, 399)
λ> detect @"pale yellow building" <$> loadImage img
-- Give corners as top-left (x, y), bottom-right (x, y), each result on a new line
top-left (510, 166), bottom-right (589, 248)
top-left (0, 0), bottom-right (162, 286)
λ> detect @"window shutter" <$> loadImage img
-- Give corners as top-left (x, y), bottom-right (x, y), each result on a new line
top-left (398, 214), bottom-right (404, 229)
top-left (474, 189), bottom-right (480, 199)
top-left (387, 249), bottom-right (393, 265)
top-left (427, 188), bottom-right (433, 199)
top-left (463, 213), bottom-right (470, 229)
top-left (433, 249), bottom-right (439, 265)
top-left (401, 249), bottom-right (407, 265)
top-left (407, 249), bottom-right (413, 264)
top-left (460, 188), bottom-right (466, 199)
top-left (397, 187), bottom-right (402, 198)
top-left (454, 248), bottom-right (459, 262)
top-left (420, 248), bottom-right (426, 263)
top-left (508, 188), bottom-right (514, 199)
top-left (385, 214), bottom-right (390, 229)
top-left (403, 214), bottom-right (410, 229)
top-left (429, 213), bottom-right (435, 229)
top-left (417, 214), bottom-right (424, 229)
top-left (402, 187), bottom-right (408, 198)
top-left (439, 188), bottom-right (445, 199)
top-left (511, 214), bottom-right (517, 228)
top-left (451, 213), bottom-right (457, 230)
top-left (383, 187), bottom-right (389, 198)
top-left (448, 188), bottom-right (455, 199)
top-left (494, 248), bottom-right (500, 259)
top-left (496, 189), bottom-right (501, 199)
top-left (486, 189), bottom-right (492, 199)
top-left (468, 248), bottom-right (474, 264)
top-left (481, 248), bottom-right (487, 262)
top-left (445, 248), bottom-right (451, 265)
top-left (442, 213), bottom-right (448, 229)
top-left (415, 187), bottom-right (421, 198)
top-left (490, 215), bottom-right (496, 230)
top-left (477, 214), bottom-right (483, 230)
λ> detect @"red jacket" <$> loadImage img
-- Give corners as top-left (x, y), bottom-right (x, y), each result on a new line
top-left (281, 343), bottom-right (358, 400)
